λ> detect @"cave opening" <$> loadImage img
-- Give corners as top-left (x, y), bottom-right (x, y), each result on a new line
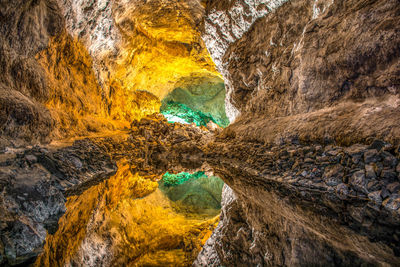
top-left (160, 76), bottom-right (230, 128)
top-left (159, 171), bottom-right (225, 217)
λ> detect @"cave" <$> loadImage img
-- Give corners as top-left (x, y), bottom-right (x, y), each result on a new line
top-left (0, 0), bottom-right (399, 266)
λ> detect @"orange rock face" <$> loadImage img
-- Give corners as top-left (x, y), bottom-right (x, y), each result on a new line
top-left (0, 0), bottom-right (221, 146)
top-left (35, 160), bottom-right (218, 266)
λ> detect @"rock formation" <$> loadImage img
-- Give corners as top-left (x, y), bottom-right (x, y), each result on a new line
top-left (0, 0), bottom-right (220, 148)
top-left (0, 0), bottom-right (399, 266)
top-left (0, 114), bottom-right (221, 265)
top-left (195, 0), bottom-right (400, 265)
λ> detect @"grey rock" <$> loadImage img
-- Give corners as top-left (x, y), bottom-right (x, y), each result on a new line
top-left (364, 149), bottom-right (380, 164)
top-left (380, 188), bottom-right (391, 199)
top-left (0, 138), bottom-right (118, 265)
top-left (323, 164), bottom-right (344, 186)
top-left (381, 169), bottom-right (398, 181)
top-left (367, 180), bottom-right (381, 192)
top-left (387, 182), bottom-right (400, 194)
top-left (365, 164), bottom-right (377, 179)
top-left (368, 191), bottom-right (382, 207)
top-left (384, 196), bottom-right (400, 211)
top-left (24, 154), bottom-right (37, 164)
top-left (368, 140), bottom-right (386, 151)
top-left (350, 170), bottom-right (368, 194)
top-left (381, 151), bottom-right (398, 168)
top-left (336, 183), bottom-right (350, 200)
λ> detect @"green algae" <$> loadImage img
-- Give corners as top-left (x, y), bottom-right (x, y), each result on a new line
top-left (161, 171), bottom-right (207, 187)
top-left (159, 171), bottom-right (225, 216)
top-left (161, 101), bottom-right (220, 127)
top-left (161, 79), bottom-right (230, 127)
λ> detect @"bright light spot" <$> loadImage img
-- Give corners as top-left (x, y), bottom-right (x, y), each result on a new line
top-left (163, 114), bottom-right (190, 124)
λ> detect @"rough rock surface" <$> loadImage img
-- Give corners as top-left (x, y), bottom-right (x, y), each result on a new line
top-left (197, 139), bottom-right (400, 266)
top-left (34, 160), bottom-right (220, 267)
top-left (203, 0), bottom-right (400, 136)
top-left (1, 0), bottom-right (400, 265)
top-left (0, 139), bottom-right (117, 265)
top-left (197, 0), bottom-right (400, 265)
top-left (0, 0), bottom-right (220, 147)
top-left (0, 114), bottom-right (219, 266)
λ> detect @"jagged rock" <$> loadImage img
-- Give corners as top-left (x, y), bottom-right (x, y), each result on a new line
top-left (0, 0), bottom-right (399, 265)
top-left (387, 182), bottom-right (400, 194)
top-left (0, 139), bottom-right (118, 265)
top-left (365, 164), bottom-right (377, 180)
top-left (197, 0), bottom-right (400, 265)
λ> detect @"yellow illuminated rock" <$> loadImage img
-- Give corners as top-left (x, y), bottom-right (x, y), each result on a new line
top-left (31, 0), bottom-right (220, 141)
top-left (35, 161), bottom-right (218, 266)
top-left (110, 0), bottom-right (220, 100)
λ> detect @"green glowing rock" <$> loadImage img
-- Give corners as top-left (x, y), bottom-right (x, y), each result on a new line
top-left (161, 78), bottom-right (230, 127)
top-left (159, 171), bottom-right (225, 216)
top-left (161, 102), bottom-right (218, 127)
top-left (162, 171), bottom-right (207, 186)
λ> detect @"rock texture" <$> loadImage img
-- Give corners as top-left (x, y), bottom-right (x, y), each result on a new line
top-left (0, 0), bottom-right (220, 147)
top-left (1, 0), bottom-right (400, 265)
top-left (34, 161), bottom-right (219, 267)
top-left (203, 0), bottom-right (400, 137)
top-left (162, 76), bottom-right (230, 127)
top-left (197, 139), bottom-right (400, 266)
top-left (0, 138), bottom-right (118, 265)
top-left (0, 114), bottom-right (221, 266)
top-left (197, 0), bottom-right (400, 265)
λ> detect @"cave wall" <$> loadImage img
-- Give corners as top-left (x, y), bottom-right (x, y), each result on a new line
top-left (0, 0), bottom-right (221, 148)
top-left (203, 0), bottom-right (400, 144)
top-left (197, 0), bottom-right (400, 265)
top-left (0, 0), bottom-right (63, 146)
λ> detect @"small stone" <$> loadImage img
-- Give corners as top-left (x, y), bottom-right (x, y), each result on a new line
top-left (326, 150), bottom-right (339, 156)
top-left (364, 149), bottom-right (380, 164)
top-left (381, 169), bottom-right (397, 181)
top-left (367, 180), bottom-right (381, 191)
top-left (368, 191), bottom-right (382, 206)
top-left (350, 170), bottom-right (367, 193)
top-left (380, 187), bottom-right (391, 199)
top-left (384, 196), bottom-right (400, 211)
top-left (368, 139), bottom-right (386, 151)
top-left (381, 151), bottom-right (398, 168)
top-left (71, 157), bottom-right (83, 169)
top-left (396, 163), bottom-right (400, 173)
top-left (25, 154), bottom-right (37, 163)
top-left (365, 164), bottom-right (376, 179)
top-left (345, 144), bottom-right (367, 156)
top-left (336, 183), bottom-right (349, 200)
top-left (387, 182), bottom-right (400, 193)
top-left (322, 164), bottom-right (344, 186)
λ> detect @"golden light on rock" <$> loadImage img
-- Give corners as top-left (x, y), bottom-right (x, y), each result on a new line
top-left (35, 161), bottom-right (218, 266)
top-left (109, 0), bottom-right (220, 100)
top-left (32, 0), bottom-right (221, 140)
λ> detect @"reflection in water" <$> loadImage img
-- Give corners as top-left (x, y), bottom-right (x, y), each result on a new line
top-left (35, 160), bottom-right (222, 266)
top-left (160, 172), bottom-right (224, 218)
